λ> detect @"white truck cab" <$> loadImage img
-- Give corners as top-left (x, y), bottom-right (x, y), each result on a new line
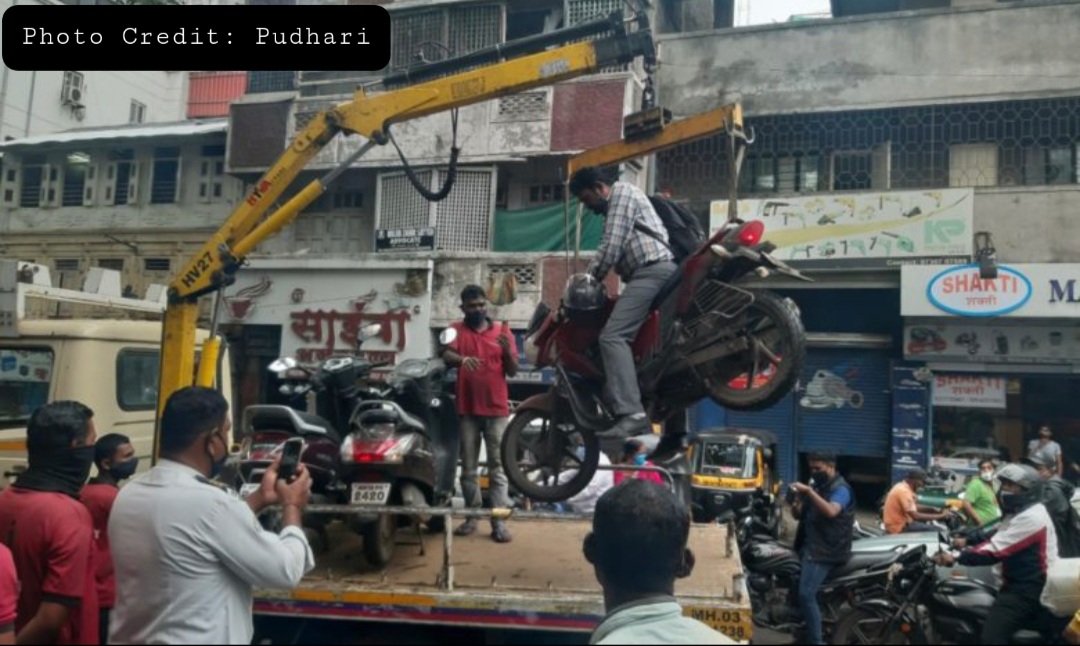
top-left (0, 260), bottom-right (232, 486)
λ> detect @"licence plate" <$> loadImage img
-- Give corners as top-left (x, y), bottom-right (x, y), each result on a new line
top-left (351, 483), bottom-right (392, 505)
top-left (239, 483), bottom-right (260, 498)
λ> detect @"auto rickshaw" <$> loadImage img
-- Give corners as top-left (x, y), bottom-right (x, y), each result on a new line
top-left (687, 428), bottom-right (783, 536)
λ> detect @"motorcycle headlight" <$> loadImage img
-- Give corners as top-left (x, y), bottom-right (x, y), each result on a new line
top-left (359, 422), bottom-right (396, 441)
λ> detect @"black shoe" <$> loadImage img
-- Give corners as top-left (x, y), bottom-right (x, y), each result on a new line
top-left (648, 432), bottom-right (688, 464)
top-left (454, 519), bottom-right (478, 537)
top-left (596, 413), bottom-right (651, 440)
top-left (491, 521), bottom-right (513, 544)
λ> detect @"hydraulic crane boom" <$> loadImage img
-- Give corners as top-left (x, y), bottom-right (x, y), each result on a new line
top-left (153, 10), bottom-right (657, 461)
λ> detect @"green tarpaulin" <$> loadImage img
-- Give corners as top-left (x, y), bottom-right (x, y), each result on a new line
top-left (492, 199), bottom-right (604, 252)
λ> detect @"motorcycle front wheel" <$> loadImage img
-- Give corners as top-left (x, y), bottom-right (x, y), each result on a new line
top-left (702, 290), bottom-right (806, 411)
top-left (501, 407), bottom-right (599, 503)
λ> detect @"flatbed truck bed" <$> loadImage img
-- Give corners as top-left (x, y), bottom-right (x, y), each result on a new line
top-left (252, 515), bottom-right (753, 644)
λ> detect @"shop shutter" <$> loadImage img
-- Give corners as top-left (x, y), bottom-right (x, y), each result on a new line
top-left (796, 348), bottom-right (892, 459)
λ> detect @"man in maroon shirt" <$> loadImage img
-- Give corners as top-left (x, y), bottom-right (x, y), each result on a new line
top-left (441, 285), bottom-right (519, 543)
top-left (0, 542), bottom-right (18, 644)
top-left (81, 433), bottom-right (137, 645)
top-left (0, 400), bottom-right (98, 645)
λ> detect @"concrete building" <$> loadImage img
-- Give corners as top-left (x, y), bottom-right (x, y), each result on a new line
top-left (0, 0), bottom-right (190, 140)
top-left (653, 0), bottom-right (1080, 497)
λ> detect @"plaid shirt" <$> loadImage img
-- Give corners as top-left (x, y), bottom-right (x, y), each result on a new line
top-left (588, 181), bottom-right (674, 283)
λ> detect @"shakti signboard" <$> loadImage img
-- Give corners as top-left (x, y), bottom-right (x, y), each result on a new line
top-left (902, 263), bottom-right (1080, 318)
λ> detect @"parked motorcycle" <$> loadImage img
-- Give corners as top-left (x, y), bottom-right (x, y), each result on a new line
top-left (502, 219), bottom-right (811, 502)
top-left (237, 323), bottom-right (388, 542)
top-left (336, 336), bottom-right (460, 567)
top-left (830, 540), bottom-right (1049, 645)
top-left (735, 509), bottom-right (909, 639)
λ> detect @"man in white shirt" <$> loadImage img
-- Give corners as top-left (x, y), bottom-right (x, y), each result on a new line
top-left (108, 386), bottom-right (315, 645)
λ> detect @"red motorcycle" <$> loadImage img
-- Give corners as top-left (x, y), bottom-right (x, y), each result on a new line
top-left (500, 218), bottom-right (811, 502)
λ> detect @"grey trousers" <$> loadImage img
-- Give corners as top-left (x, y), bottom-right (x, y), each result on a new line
top-left (459, 415), bottom-right (511, 519)
top-left (599, 261), bottom-right (678, 417)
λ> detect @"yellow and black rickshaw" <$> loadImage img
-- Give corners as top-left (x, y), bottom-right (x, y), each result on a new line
top-left (688, 428), bottom-right (783, 536)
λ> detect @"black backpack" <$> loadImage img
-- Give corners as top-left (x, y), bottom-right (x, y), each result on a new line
top-left (635, 195), bottom-right (707, 264)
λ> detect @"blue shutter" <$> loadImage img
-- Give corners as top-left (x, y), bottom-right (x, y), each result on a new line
top-left (795, 349), bottom-right (892, 459)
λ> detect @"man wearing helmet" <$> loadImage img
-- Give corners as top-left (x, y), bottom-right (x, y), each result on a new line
top-left (568, 166), bottom-right (677, 440)
top-left (936, 463), bottom-right (1059, 643)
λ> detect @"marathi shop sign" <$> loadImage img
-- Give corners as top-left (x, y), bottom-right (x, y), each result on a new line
top-left (902, 263), bottom-right (1080, 318)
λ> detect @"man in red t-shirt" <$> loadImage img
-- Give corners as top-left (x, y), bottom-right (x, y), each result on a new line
top-left (0, 542), bottom-right (18, 644)
top-left (441, 284), bottom-right (519, 543)
top-left (0, 401), bottom-right (99, 645)
top-left (81, 433), bottom-right (137, 645)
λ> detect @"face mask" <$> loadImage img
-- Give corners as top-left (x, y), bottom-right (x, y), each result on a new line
top-left (464, 310), bottom-right (486, 329)
top-left (980, 471), bottom-right (994, 483)
top-left (999, 490), bottom-right (1025, 515)
top-left (633, 454), bottom-right (647, 467)
top-left (810, 471), bottom-right (829, 487)
top-left (21, 444), bottom-right (95, 497)
top-left (207, 434), bottom-right (227, 479)
top-left (589, 197), bottom-right (610, 216)
top-left (109, 458), bottom-right (139, 482)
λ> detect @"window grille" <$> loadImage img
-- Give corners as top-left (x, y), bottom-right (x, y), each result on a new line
top-left (656, 96), bottom-right (1080, 216)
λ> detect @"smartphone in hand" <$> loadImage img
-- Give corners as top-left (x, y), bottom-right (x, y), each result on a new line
top-left (278, 438), bottom-right (305, 482)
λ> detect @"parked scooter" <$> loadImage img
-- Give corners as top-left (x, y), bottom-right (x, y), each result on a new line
top-left (237, 323), bottom-right (387, 542)
top-left (336, 334), bottom-right (460, 567)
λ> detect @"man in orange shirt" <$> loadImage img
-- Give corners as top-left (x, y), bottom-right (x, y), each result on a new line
top-left (882, 468), bottom-right (951, 534)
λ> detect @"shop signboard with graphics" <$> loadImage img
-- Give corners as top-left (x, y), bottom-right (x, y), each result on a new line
top-left (220, 259), bottom-right (434, 368)
top-left (891, 365), bottom-right (933, 485)
top-left (931, 375), bottom-right (1007, 409)
top-left (710, 188), bottom-right (973, 269)
top-left (902, 263), bottom-right (1080, 318)
top-left (903, 320), bottom-right (1080, 364)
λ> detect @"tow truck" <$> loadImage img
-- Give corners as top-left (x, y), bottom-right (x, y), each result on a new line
top-left (147, 5), bottom-right (754, 643)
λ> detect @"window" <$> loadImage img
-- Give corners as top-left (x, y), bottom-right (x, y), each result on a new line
top-left (150, 146), bottom-right (180, 204)
top-left (0, 348), bottom-right (55, 428)
top-left (527, 183), bottom-right (565, 204)
top-left (739, 154), bottom-right (820, 194)
top-left (332, 191), bottom-right (364, 209)
top-left (104, 149), bottom-right (136, 205)
top-left (198, 144), bottom-right (225, 202)
top-left (949, 143), bottom-right (998, 187)
top-left (98, 259), bottom-right (124, 271)
top-left (116, 349), bottom-right (160, 411)
top-left (1023, 146), bottom-right (1077, 185)
top-left (62, 152), bottom-right (92, 207)
top-left (831, 152), bottom-right (874, 191)
top-left (389, 4), bottom-right (502, 71)
top-left (143, 258), bottom-right (171, 272)
top-left (18, 157), bottom-right (45, 207)
top-left (129, 100), bottom-right (146, 124)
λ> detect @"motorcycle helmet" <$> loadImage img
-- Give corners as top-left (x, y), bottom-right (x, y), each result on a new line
top-left (995, 463), bottom-right (1041, 512)
top-left (562, 273), bottom-right (607, 322)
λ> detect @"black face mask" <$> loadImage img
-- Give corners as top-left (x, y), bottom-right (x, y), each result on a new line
top-left (464, 310), bottom-right (487, 329)
top-left (16, 444), bottom-right (95, 498)
top-left (207, 434), bottom-right (227, 479)
top-left (589, 197), bottom-right (610, 216)
top-left (109, 458), bottom-right (139, 482)
top-left (810, 471), bottom-right (830, 487)
top-left (999, 490), bottom-right (1027, 515)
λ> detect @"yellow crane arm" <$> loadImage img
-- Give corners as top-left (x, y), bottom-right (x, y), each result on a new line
top-left (154, 10), bottom-right (658, 460)
top-left (566, 103), bottom-right (744, 177)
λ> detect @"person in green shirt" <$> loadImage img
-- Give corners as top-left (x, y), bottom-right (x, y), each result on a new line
top-left (962, 459), bottom-right (1002, 527)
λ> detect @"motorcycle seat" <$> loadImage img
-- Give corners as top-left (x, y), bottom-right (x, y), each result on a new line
top-left (247, 405), bottom-right (341, 443)
top-left (650, 264), bottom-right (684, 310)
top-left (828, 549), bottom-right (900, 581)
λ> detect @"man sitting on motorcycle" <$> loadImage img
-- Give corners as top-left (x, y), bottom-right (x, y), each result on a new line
top-left (568, 166), bottom-right (677, 441)
top-left (937, 463), bottom-right (1060, 643)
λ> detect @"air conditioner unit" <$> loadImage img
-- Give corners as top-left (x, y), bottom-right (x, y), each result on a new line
top-left (61, 81), bottom-right (84, 106)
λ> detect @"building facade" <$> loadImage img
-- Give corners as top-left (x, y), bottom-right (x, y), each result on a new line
top-left (656, 0), bottom-right (1080, 497)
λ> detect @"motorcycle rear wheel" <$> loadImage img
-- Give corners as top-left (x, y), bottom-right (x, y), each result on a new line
top-left (702, 290), bottom-right (806, 411)
top-left (832, 607), bottom-right (915, 645)
top-left (501, 407), bottom-right (599, 503)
